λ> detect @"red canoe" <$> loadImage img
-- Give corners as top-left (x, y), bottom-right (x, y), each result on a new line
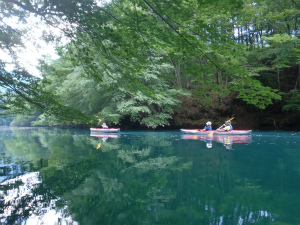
top-left (90, 128), bottom-right (121, 133)
top-left (90, 134), bottom-right (120, 138)
top-left (180, 129), bottom-right (252, 135)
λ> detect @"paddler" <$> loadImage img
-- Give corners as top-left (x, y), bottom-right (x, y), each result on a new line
top-left (217, 120), bottom-right (233, 131)
top-left (203, 121), bottom-right (212, 131)
top-left (102, 123), bottom-right (108, 129)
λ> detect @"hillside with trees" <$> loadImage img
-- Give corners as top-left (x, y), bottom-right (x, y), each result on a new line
top-left (1, 0), bottom-right (299, 130)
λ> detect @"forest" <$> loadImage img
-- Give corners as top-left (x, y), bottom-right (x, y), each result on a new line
top-left (0, 0), bottom-right (300, 130)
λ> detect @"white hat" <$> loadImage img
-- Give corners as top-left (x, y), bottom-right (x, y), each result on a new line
top-left (206, 121), bottom-right (212, 126)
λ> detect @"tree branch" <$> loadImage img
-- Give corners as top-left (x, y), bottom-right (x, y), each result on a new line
top-left (142, 0), bottom-right (221, 70)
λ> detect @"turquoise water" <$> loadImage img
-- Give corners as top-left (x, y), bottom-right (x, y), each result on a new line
top-left (0, 127), bottom-right (299, 224)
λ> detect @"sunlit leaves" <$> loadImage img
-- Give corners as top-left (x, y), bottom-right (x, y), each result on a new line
top-left (1, 0), bottom-right (299, 128)
top-left (232, 78), bottom-right (281, 109)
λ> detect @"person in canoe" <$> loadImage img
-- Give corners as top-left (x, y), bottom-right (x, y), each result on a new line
top-left (217, 120), bottom-right (233, 131)
top-left (102, 123), bottom-right (108, 129)
top-left (203, 121), bottom-right (212, 131)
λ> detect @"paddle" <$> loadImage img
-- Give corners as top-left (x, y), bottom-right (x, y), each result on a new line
top-left (95, 117), bottom-right (102, 128)
top-left (217, 117), bottom-right (234, 130)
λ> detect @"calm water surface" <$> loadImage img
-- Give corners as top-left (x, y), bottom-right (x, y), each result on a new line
top-left (0, 127), bottom-right (299, 225)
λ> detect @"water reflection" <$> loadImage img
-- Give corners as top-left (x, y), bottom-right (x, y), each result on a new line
top-left (90, 133), bottom-right (120, 142)
top-left (0, 172), bottom-right (78, 224)
top-left (0, 128), bottom-right (299, 225)
top-left (90, 134), bottom-right (120, 151)
top-left (181, 134), bottom-right (252, 149)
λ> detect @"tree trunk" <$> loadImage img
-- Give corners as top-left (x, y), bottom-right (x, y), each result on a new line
top-left (277, 67), bottom-right (281, 91)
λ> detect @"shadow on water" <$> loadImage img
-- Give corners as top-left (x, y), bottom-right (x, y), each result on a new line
top-left (0, 127), bottom-right (299, 224)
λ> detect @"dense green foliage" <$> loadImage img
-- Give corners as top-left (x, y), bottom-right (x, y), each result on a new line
top-left (1, 0), bottom-right (299, 128)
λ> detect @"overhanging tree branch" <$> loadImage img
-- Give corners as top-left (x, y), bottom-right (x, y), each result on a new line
top-left (142, 0), bottom-right (222, 70)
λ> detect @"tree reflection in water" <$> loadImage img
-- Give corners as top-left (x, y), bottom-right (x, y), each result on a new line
top-left (0, 172), bottom-right (77, 224)
top-left (0, 128), bottom-right (299, 225)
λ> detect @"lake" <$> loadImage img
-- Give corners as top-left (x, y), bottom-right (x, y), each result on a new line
top-left (0, 127), bottom-right (299, 225)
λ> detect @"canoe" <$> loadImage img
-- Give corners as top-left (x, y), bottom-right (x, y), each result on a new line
top-left (180, 129), bottom-right (252, 135)
top-left (90, 134), bottom-right (120, 138)
top-left (90, 128), bottom-right (121, 133)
